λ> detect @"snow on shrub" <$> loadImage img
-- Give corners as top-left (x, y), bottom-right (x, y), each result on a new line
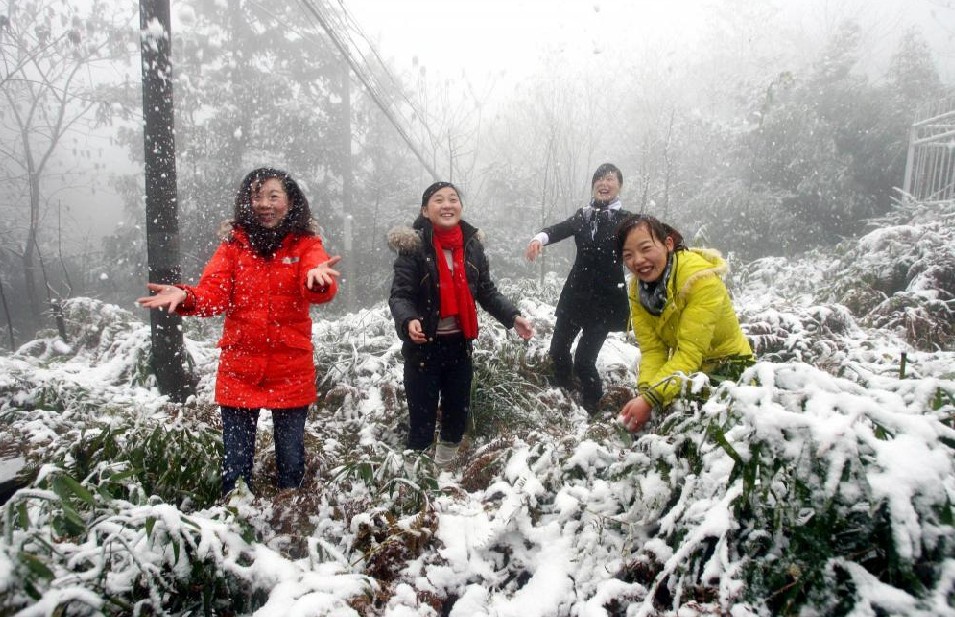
top-left (2, 199), bottom-right (955, 615)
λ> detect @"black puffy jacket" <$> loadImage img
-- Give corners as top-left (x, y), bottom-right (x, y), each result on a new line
top-left (388, 217), bottom-right (520, 345)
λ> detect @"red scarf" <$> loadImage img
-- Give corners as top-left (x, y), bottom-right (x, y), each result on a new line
top-left (432, 225), bottom-right (479, 340)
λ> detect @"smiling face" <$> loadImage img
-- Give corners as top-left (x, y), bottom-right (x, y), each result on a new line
top-left (421, 186), bottom-right (463, 231)
top-left (621, 222), bottom-right (674, 283)
top-left (592, 172), bottom-right (621, 203)
top-left (251, 177), bottom-right (290, 229)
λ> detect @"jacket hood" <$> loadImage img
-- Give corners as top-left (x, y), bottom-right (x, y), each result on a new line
top-left (387, 219), bottom-right (485, 255)
top-left (675, 247), bottom-right (728, 297)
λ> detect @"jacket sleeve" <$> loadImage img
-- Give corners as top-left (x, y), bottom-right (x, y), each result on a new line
top-left (176, 242), bottom-right (236, 317)
top-left (299, 236), bottom-right (338, 304)
top-left (389, 251), bottom-right (423, 342)
top-left (540, 210), bottom-right (582, 245)
top-left (640, 274), bottom-right (725, 408)
top-left (472, 248), bottom-right (520, 328)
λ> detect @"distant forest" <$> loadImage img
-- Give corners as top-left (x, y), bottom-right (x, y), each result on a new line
top-left (0, 0), bottom-right (951, 345)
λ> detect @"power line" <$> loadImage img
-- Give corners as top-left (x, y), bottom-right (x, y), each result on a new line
top-left (318, 0), bottom-right (442, 166)
top-left (330, 1), bottom-right (444, 165)
top-left (296, 0), bottom-right (439, 179)
top-left (332, 0), bottom-right (421, 113)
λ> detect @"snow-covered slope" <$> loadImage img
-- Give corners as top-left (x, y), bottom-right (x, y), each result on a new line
top-left (1, 199), bottom-right (953, 616)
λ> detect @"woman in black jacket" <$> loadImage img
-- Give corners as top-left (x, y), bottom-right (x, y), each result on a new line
top-left (389, 181), bottom-right (534, 466)
top-left (525, 163), bottom-right (632, 413)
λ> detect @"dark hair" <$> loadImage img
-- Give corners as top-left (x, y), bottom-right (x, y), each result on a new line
top-left (592, 163), bottom-right (623, 187)
top-left (232, 167), bottom-right (316, 236)
top-left (613, 214), bottom-right (686, 259)
top-left (420, 181), bottom-right (461, 209)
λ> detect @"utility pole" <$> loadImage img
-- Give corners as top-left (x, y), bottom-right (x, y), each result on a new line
top-left (139, 0), bottom-right (195, 402)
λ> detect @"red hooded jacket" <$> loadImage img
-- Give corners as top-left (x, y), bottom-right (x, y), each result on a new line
top-left (176, 228), bottom-right (337, 409)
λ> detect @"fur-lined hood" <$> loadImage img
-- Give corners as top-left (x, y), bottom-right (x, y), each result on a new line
top-left (674, 247), bottom-right (727, 298)
top-left (387, 220), bottom-right (486, 255)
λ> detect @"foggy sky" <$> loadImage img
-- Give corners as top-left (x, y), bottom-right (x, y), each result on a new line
top-left (28, 0), bottom-right (955, 249)
top-left (346, 0), bottom-right (955, 98)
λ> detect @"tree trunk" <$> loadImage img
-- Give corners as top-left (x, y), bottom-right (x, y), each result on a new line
top-left (140, 0), bottom-right (195, 402)
top-left (341, 59), bottom-right (355, 312)
top-left (0, 275), bottom-right (15, 351)
top-left (22, 172), bottom-right (42, 319)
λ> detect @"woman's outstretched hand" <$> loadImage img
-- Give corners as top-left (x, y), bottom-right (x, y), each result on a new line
top-left (137, 283), bottom-right (187, 313)
top-left (618, 396), bottom-right (652, 433)
top-left (513, 316), bottom-right (535, 340)
top-left (306, 255), bottom-right (342, 290)
top-left (524, 239), bottom-right (543, 262)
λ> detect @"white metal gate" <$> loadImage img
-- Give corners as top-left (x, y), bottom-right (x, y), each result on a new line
top-left (904, 96), bottom-right (955, 202)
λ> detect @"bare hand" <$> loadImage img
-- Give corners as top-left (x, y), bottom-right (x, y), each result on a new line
top-left (407, 318), bottom-right (427, 343)
top-left (513, 316), bottom-right (535, 340)
top-left (524, 240), bottom-right (542, 262)
top-left (306, 255), bottom-right (342, 290)
top-left (618, 396), bottom-right (652, 433)
top-left (137, 283), bottom-right (187, 313)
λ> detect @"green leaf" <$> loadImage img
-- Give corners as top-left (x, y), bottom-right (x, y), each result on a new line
top-left (707, 422), bottom-right (744, 465)
top-left (19, 552), bottom-right (55, 579)
top-left (51, 475), bottom-right (69, 500)
top-left (108, 468), bottom-right (138, 483)
top-left (23, 578), bottom-right (42, 601)
top-left (15, 501), bottom-right (30, 530)
top-left (940, 499), bottom-right (954, 526)
top-left (58, 474), bottom-right (95, 506)
top-left (360, 462), bottom-right (373, 483)
top-left (59, 503), bottom-right (87, 536)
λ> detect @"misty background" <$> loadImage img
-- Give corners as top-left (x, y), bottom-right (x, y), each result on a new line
top-left (1, 0), bottom-right (953, 347)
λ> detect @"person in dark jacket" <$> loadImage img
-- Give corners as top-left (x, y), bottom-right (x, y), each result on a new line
top-left (138, 168), bottom-right (340, 495)
top-left (525, 163), bottom-right (632, 413)
top-left (389, 181), bottom-right (534, 467)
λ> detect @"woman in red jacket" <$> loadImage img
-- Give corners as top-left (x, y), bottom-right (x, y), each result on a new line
top-left (138, 168), bottom-right (340, 495)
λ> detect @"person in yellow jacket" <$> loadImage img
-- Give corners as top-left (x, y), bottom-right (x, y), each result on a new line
top-left (614, 215), bottom-right (753, 432)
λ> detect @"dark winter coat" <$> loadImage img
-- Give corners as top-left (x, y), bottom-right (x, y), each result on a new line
top-left (176, 228), bottom-right (337, 409)
top-left (388, 218), bottom-right (520, 349)
top-left (541, 204), bottom-right (632, 330)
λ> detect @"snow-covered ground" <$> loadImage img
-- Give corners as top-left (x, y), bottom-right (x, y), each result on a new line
top-left (0, 458), bottom-right (25, 485)
top-left (1, 199), bottom-right (953, 616)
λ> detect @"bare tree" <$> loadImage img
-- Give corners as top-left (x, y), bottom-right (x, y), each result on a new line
top-left (0, 0), bottom-right (133, 332)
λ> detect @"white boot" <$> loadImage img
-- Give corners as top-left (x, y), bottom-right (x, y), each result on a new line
top-left (434, 441), bottom-right (460, 468)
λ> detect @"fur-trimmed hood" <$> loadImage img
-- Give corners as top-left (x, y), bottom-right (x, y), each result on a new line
top-left (387, 220), bottom-right (486, 255)
top-left (674, 247), bottom-right (727, 298)
top-left (387, 226), bottom-right (421, 255)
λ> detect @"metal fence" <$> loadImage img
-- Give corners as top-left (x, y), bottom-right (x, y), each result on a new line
top-left (904, 96), bottom-right (955, 202)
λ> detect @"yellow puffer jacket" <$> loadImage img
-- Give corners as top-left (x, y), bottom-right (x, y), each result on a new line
top-left (629, 247), bottom-right (752, 409)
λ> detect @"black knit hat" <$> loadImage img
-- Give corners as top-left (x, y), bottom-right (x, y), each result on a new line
top-left (421, 181), bottom-right (460, 208)
top-left (592, 163), bottom-right (623, 187)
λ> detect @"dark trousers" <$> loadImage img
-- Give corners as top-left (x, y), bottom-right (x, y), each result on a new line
top-left (220, 405), bottom-right (308, 495)
top-left (549, 313), bottom-right (611, 405)
top-left (403, 335), bottom-right (473, 451)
